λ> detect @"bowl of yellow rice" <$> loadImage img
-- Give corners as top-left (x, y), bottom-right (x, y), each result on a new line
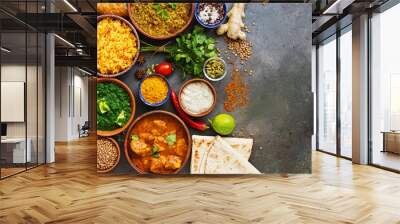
top-left (97, 15), bottom-right (140, 77)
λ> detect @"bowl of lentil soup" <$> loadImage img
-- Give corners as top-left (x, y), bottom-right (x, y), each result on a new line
top-left (138, 74), bottom-right (171, 107)
top-left (128, 3), bottom-right (195, 40)
top-left (97, 15), bottom-right (140, 77)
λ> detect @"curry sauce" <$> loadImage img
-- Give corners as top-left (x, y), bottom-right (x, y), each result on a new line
top-left (129, 113), bottom-right (188, 174)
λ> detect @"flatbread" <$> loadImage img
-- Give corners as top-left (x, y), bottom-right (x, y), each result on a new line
top-left (203, 136), bottom-right (260, 174)
top-left (222, 137), bottom-right (253, 160)
top-left (190, 135), bottom-right (253, 174)
top-left (191, 135), bottom-right (215, 174)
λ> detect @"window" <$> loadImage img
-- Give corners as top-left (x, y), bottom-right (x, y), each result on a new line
top-left (317, 36), bottom-right (337, 154)
top-left (0, 0), bottom-right (47, 179)
top-left (339, 27), bottom-right (352, 158)
top-left (370, 2), bottom-right (400, 171)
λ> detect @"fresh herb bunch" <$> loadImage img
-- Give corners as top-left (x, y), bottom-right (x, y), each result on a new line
top-left (141, 26), bottom-right (218, 78)
top-left (97, 83), bottom-right (131, 131)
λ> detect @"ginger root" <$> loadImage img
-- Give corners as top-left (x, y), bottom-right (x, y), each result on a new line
top-left (217, 3), bottom-right (246, 40)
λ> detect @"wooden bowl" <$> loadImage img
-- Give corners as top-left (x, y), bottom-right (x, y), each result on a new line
top-left (127, 3), bottom-right (195, 40)
top-left (97, 137), bottom-right (121, 173)
top-left (97, 78), bottom-right (136, 136)
top-left (97, 15), bottom-right (140, 77)
top-left (178, 78), bottom-right (217, 117)
top-left (124, 110), bottom-right (192, 174)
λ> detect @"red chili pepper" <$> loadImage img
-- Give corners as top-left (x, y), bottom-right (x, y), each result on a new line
top-left (170, 89), bottom-right (209, 131)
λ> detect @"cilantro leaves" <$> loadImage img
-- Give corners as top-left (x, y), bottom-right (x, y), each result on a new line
top-left (141, 26), bottom-right (218, 78)
top-left (166, 134), bottom-right (177, 146)
top-left (152, 3), bottom-right (177, 21)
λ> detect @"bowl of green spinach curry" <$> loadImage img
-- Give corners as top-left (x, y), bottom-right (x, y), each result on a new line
top-left (97, 78), bottom-right (136, 136)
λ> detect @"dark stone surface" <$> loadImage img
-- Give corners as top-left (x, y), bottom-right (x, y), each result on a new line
top-left (105, 3), bottom-right (312, 175)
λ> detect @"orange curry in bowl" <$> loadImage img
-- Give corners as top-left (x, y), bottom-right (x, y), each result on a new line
top-left (129, 113), bottom-right (188, 174)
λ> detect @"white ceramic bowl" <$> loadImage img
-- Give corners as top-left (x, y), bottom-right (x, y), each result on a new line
top-left (203, 57), bottom-right (227, 82)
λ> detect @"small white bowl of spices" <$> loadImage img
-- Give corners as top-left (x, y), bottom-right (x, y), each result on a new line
top-left (203, 57), bottom-right (227, 82)
top-left (179, 79), bottom-right (217, 117)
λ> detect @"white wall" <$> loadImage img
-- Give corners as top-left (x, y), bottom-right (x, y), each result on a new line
top-left (55, 66), bottom-right (69, 141)
top-left (0, 65), bottom-right (40, 138)
top-left (54, 67), bottom-right (89, 141)
top-left (1, 63), bottom-right (46, 164)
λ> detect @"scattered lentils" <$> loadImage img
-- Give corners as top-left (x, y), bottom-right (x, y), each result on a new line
top-left (224, 36), bottom-right (253, 64)
top-left (243, 25), bottom-right (250, 33)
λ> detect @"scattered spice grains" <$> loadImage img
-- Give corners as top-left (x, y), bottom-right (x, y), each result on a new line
top-left (224, 66), bottom-right (249, 112)
top-left (224, 36), bottom-right (253, 63)
top-left (97, 138), bottom-right (118, 171)
top-left (134, 69), bottom-right (145, 79)
top-left (137, 54), bottom-right (146, 66)
top-left (243, 25), bottom-right (250, 33)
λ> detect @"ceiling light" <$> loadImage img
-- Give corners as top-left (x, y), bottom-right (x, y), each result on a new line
top-left (63, 0), bottom-right (78, 12)
top-left (77, 67), bottom-right (93, 76)
top-left (54, 34), bottom-right (75, 48)
top-left (1, 47), bottom-right (11, 53)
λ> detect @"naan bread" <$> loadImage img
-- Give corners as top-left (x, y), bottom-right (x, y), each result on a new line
top-left (191, 135), bottom-right (254, 174)
top-left (204, 136), bottom-right (260, 174)
top-left (191, 135), bottom-right (215, 174)
top-left (222, 137), bottom-right (253, 160)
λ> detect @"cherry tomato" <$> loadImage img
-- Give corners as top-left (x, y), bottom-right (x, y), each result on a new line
top-left (155, 62), bottom-right (173, 76)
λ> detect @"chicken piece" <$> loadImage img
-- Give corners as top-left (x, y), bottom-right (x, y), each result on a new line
top-left (154, 136), bottom-right (166, 145)
top-left (164, 155), bottom-right (182, 170)
top-left (139, 133), bottom-right (155, 144)
top-left (153, 120), bottom-right (167, 129)
top-left (150, 156), bottom-right (167, 173)
top-left (175, 138), bottom-right (187, 157)
top-left (142, 157), bottom-right (151, 167)
top-left (130, 139), bottom-right (151, 157)
top-left (150, 129), bottom-right (160, 136)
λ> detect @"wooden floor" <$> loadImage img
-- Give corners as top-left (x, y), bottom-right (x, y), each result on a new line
top-left (0, 137), bottom-right (400, 224)
top-left (372, 150), bottom-right (400, 171)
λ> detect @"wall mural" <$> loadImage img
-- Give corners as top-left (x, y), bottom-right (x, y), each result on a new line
top-left (96, 3), bottom-right (312, 175)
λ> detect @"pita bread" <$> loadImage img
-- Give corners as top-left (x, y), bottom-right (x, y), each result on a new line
top-left (191, 135), bottom-right (254, 174)
top-left (221, 137), bottom-right (253, 160)
top-left (203, 136), bottom-right (260, 174)
top-left (191, 136), bottom-right (215, 174)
